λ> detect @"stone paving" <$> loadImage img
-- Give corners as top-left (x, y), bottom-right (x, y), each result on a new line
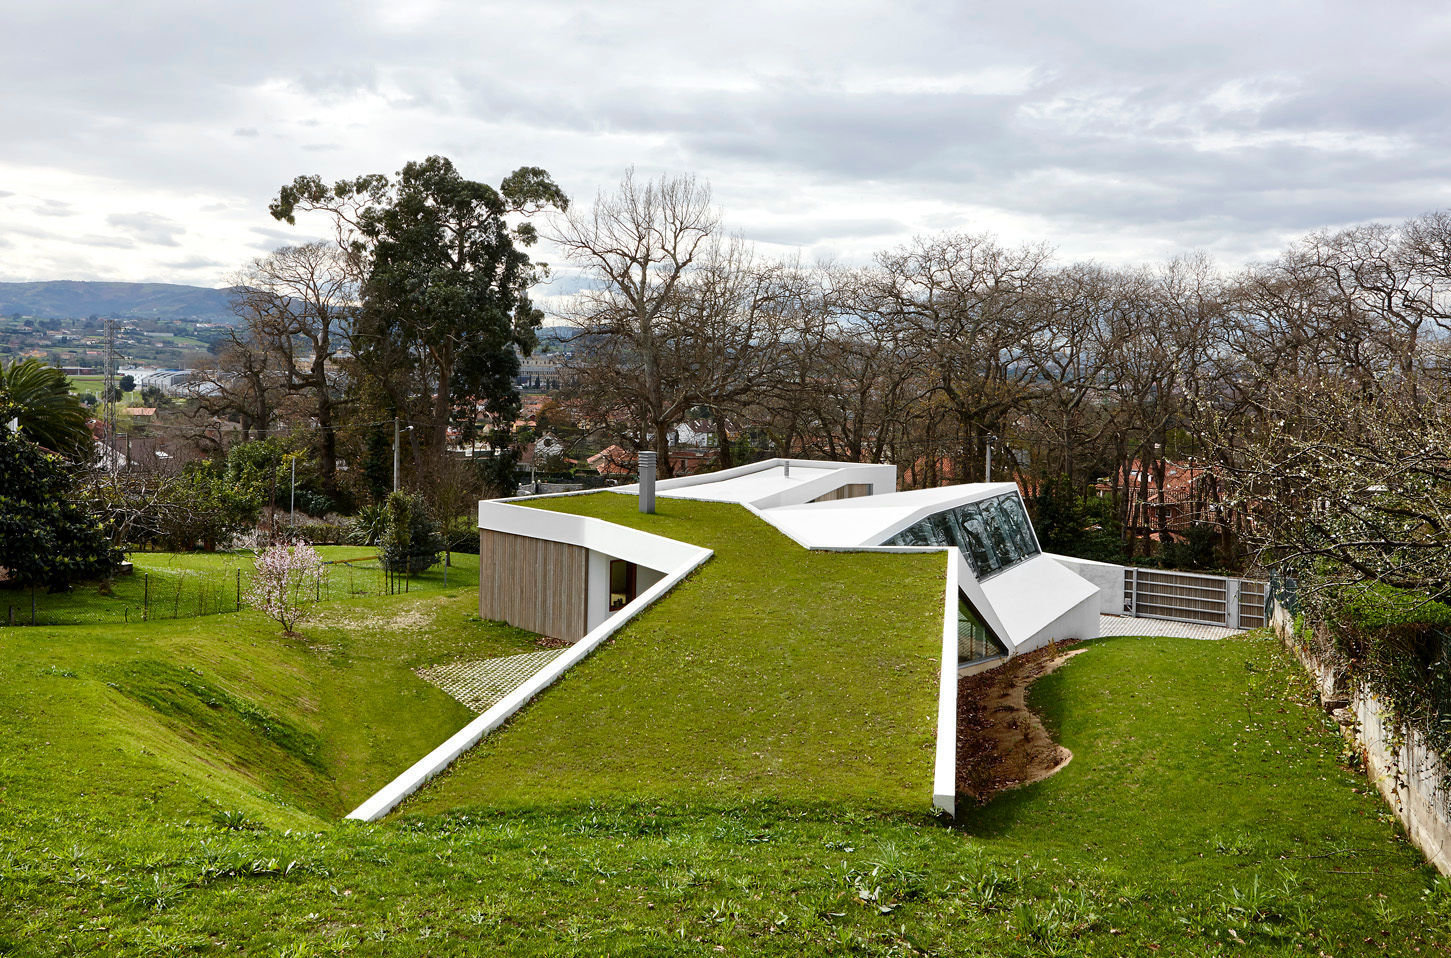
top-left (1097, 614), bottom-right (1244, 641)
top-left (416, 648), bottom-right (567, 714)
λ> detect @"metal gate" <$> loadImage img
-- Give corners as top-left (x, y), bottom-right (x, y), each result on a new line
top-left (1124, 567), bottom-right (1268, 630)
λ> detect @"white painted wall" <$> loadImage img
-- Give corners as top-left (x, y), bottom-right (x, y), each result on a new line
top-left (1046, 554), bottom-right (1126, 615)
top-left (933, 550), bottom-right (960, 818)
top-left (586, 549), bottom-right (612, 633)
top-left (979, 554), bottom-right (1102, 655)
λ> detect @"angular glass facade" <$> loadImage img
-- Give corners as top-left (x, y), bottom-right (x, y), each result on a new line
top-left (884, 492), bottom-right (1041, 579)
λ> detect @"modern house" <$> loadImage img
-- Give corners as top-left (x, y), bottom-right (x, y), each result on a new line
top-left (478, 458), bottom-right (1100, 668)
top-left (351, 458), bottom-right (1104, 822)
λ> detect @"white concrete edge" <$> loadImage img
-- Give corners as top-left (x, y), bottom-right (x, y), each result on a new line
top-left (933, 549), bottom-right (960, 818)
top-left (609, 459), bottom-right (895, 510)
top-left (344, 534), bottom-right (714, 823)
top-left (478, 499), bottom-right (704, 571)
top-left (620, 456), bottom-right (879, 493)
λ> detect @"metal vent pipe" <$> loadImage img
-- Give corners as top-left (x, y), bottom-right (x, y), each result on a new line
top-left (638, 450), bottom-right (657, 514)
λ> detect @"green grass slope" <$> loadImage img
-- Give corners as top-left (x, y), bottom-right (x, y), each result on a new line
top-left (0, 558), bottom-right (535, 829)
top-left (405, 495), bottom-right (947, 814)
top-left (2, 632), bottom-right (1445, 955)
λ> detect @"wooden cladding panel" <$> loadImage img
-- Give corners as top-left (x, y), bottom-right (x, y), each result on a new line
top-left (479, 529), bottom-right (588, 642)
top-left (810, 483), bottom-right (874, 503)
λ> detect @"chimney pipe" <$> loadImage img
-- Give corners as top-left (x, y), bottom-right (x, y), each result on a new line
top-left (639, 450), bottom-right (657, 514)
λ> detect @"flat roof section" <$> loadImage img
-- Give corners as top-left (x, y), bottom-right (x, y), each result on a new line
top-left (609, 458), bottom-right (897, 510)
top-left (649, 464), bottom-right (842, 503)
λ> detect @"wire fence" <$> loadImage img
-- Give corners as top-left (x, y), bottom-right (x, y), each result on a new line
top-left (0, 553), bottom-right (457, 627)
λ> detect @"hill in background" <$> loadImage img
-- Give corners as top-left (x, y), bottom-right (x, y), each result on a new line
top-left (0, 281), bottom-right (240, 322)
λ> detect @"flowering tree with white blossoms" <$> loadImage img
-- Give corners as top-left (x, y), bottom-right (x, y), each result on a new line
top-left (245, 541), bottom-right (326, 635)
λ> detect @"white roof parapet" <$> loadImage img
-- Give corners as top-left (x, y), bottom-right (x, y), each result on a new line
top-left (610, 458), bottom-right (897, 510)
top-left (477, 499), bottom-right (706, 572)
top-left (759, 482), bottom-right (1022, 549)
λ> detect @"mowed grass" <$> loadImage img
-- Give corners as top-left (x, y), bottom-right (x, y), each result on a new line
top-left (2, 628), bottom-right (1446, 955)
top-left (1, 548), bottom-right (475, 626)
top-left (405, 494), bottom-right (947, 813)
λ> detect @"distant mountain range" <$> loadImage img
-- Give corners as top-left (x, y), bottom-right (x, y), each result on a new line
top-left (0, 281), bottom-right (240, 322)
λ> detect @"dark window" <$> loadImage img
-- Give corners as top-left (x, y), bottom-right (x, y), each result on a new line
top-left (885, 492), bottom-right (1041, 578)
top-left (609, 559), bottom-right (637, 612)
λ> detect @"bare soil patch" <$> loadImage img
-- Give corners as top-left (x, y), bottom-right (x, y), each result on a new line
top-left (956, 642), bottom-right (1084, 803)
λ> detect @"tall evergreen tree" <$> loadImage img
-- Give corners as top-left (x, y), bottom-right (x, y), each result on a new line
top-left (269, 156), bottom-right (566, 495)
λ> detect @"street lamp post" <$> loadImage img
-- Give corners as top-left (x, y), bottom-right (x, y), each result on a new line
top-left (393, 418), bottom-right (413, 493)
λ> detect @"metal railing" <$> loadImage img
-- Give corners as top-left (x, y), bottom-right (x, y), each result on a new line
top-left (1123, 567), bottom-right (1268, 630)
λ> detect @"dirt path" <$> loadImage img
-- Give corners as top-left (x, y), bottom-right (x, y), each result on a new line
top-left (956, 643), bottom-right (1084, 803)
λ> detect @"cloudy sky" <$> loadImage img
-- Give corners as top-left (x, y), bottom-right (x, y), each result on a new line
top-left (3, 0), bottom-right (1450, 294)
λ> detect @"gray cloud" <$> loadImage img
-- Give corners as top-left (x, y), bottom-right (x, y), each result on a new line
top-left (2, 0), bottom-right (1450, 280)
top-left (78, 234), bottom-right (136, 249)
top-left (34, 199), bottom-right (76, 217)
top-left (167, 255), bottom-right (225, 270)
top-left (106, 212), bottom-right (186, 247)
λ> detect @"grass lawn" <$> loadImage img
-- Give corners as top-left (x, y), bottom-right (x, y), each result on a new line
top-left (1, 548), bottom-right (477, 626)
top-left (0, 497), bottom-right (1444, 954)
top-left (406, 494), bottom-right (947, 813)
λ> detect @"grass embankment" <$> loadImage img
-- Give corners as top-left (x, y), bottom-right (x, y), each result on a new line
top-left (3, 627), bottom-right (1446, 954)
top-left (1, 547), bottom-right (469, 626)
top-left (0, 564), bottom-right (535, 830)
top-left (407, 494), bottom-right (947, 813)
top-left (0, 498), bottom-right (1445, 954)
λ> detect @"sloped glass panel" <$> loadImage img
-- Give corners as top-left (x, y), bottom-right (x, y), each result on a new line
top-left (885, 492), bottom-right (1041, 579)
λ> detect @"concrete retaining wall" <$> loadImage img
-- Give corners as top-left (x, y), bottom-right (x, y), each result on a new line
top-left (1048, 554), bottom-right (1129, 615)
top-left (1273, 601), bottom-right (1451, 875)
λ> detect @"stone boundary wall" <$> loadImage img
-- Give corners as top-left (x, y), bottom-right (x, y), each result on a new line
top-left (1271, 600), bottom-right (1451, 875)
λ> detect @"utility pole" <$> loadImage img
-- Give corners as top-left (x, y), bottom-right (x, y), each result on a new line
top-left (289, 456), bottom-right (296, 531)
top-left (985, 434), bottom-right (995, 483)
top-left (392, 418), bottom-right (412, 493)
top-left (102, 319), bottom-right (118, 472)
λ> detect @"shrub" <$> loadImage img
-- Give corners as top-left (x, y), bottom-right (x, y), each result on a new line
top-left (381, 492), bottom-right (444, 575)
top-left (346, 503), bottom-right (387, 546)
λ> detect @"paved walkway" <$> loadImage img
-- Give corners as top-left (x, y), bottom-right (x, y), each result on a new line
top-left (1097, 614), bottom-right (1244, 641)
top-left (416, 648), bottom-right (567, 713)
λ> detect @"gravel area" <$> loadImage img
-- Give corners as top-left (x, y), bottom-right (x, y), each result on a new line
top-left (416, 648), bottom-right (567, 713)
top-left (1098, 614), bottom-right (1243, 641)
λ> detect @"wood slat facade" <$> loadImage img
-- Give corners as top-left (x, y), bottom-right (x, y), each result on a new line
top-left (479, 529), bottom-right (588, 642)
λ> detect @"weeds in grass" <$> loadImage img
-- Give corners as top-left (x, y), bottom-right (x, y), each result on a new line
top-left (127, 873), bottom-right (184, 911)
top-left (211, 809), bottom-right (258, 831)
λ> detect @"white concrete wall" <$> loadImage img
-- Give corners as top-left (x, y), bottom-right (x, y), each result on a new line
top-left (979, 554), bottom-right (1102, 655)
top-left (1355, 691), bottom-right (1451, 875)
top-left (1048, 554), bottom-right (1127, 614)
top-left (933, 550), bottom-right (960, 818)
top-left (586, 549), bottom-right (612, 633)
top-left (1014, 596), bottom-right (1101, 654)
